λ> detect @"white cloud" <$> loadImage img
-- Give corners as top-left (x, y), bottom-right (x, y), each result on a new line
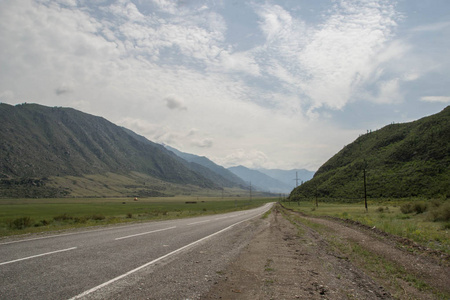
top-left (214, 51), bottom-right (260, 76)
top-left (108, 0), bottom-right (146, 22)
top-left (191, 138), bottom-right (213, 148)
top-left (253, 0), bottom-right (400, 111)
top-left (0, 0), bottom-right (448, 171)
top-left (421, 96), bottom-right (450, 103)
top-left (164, 95), bottom-right (187, 111)
top-left (375, 78), bottom-right (403, 104)
top-left (151, 0), bottom-right (178, 14)
top-left (257, 4), bottom-right (297, 44)
top-left (222, 149), bottom-right (269, 169)
top-left (411, 21), bottom-right (450, 33)
top-left (55, 82), bottom-right (75, 95)
top-left (0, 90), bottom-right (15, 102)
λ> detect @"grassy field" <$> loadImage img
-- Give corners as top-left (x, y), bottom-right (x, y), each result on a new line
top-left (282, 199), bottom-right (450, 255)
top-left (0, 196), bottom-right (275, 237)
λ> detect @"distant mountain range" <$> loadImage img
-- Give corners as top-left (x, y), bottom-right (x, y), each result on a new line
top-left (162, 148), bottom-right (315, 194)
top-left (227, 166), bottom-right (314, 194)
top-left (257, 168), bottom-right (315, 190)
top-left (290, 106), bottom-right (450, 200)
top-left (164, 145), bottom-right (248, 189)
top-left (0, 103), bottom-right (303, 198)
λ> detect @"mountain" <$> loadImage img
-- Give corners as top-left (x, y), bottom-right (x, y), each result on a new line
top-left (228, 165), bottom-right (292, 193)
top-left (257, 168), bottom-right (315, 191)
top-left (0, 103), bottom-right (217, 196)
top-left (164, 145), bottom-right (249, 189)
top-left (289, 106), bottom-right (450, 200)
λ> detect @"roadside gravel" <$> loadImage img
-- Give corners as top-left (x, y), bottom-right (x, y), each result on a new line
top-left (202, 205), bottom-right (449, 300)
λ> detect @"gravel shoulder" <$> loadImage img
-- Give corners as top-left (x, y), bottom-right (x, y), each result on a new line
top-left (202, 205), bottom-right (450, 300)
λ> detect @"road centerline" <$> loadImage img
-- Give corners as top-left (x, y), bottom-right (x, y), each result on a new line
top-left (114, 226), bottom-right (176, 241)
top-left (187, 219), bottom-right (211, 226)
top-left (0, 247), bottom-right (78, 266)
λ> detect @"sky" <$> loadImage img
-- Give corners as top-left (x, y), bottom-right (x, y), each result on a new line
top-left (1, 0), bottom-right (449, 171)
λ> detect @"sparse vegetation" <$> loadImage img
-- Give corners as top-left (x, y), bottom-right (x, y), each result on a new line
top-left (283, 200), bottom-right (450, 255)
top-left (427, 201), bottom-right (450, 222)
top-left (264, 258), bottom-right (275, 272)
top-left (8, 217), bottom-right (33, 230)
top-left (279, 205), bottom-right (449, 299)
top-left (261, 208), bottom-right (272, 219)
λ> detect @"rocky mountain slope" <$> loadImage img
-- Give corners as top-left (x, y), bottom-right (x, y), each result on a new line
top-left (0, 103), bottom-right (218, 196)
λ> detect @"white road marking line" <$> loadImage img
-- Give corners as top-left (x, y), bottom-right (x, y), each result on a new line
top-left (0, 225), bottom-right (147, 246)
top-left (114, 226), bottom-right (176, 240)
top-left (68, 211), bottom-right (266, 300)
top-left (0, 231), bottom-right (90, 246)
top-left (187, 220), bottom-right (211, 226)
top-left (0, 247), bottom-right (77, 266)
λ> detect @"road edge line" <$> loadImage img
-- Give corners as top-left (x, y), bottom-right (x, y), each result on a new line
top-left (114, 226), bottom-right (176, 240)
top-left (0, 247), bottom-right (77, 266)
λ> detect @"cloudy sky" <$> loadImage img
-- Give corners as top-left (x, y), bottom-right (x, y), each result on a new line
top-left (1, 0), bottom-right (449, 171)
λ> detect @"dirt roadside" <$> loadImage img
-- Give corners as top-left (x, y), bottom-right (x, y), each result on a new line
top-left (202, 205), bottom-right (450, 300)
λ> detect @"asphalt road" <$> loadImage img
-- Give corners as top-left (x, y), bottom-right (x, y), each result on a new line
top-left (0, 203), bottom-right (272, 300)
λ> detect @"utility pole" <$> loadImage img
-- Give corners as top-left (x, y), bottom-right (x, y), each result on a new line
top-left (315, 186), bottom-right (318, 208)
top-left (293, 171), bottom-right (300, 187)
top-left (249, 181), bottom-right (252, 203)
top-left (363, 160), bottom-right (368, 212)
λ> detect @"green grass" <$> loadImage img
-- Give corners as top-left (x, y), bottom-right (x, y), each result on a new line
top-left (0, 196), bottom-right (275, 237)
top-left (261, 207), bottom-right (273, 219)
top-left (264, 258), bottom-right (275, 272)
top-left (283, 200), bottom-right (450, 255)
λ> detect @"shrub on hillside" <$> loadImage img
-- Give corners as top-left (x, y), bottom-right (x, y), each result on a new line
top-left (427, 201), bottom-right (450, 222)
top-left (91, 214), bottom-right (105, 221)
top-left (400, 202), bottom-right (428, 214)
top-left (8, 217), bottom-right (33, 229)
top-left (400, 203), bottom-right (414, 214)
top-left (39, 219), bottom-right (50, 226)
top-left (376, 207), bottom-right (385, 213)
top-left (53, 213), bottom-right (74, 221)
top-left (413, 202), bottom-right (428, 214)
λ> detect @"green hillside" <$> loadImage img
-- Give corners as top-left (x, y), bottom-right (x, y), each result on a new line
top-left (0, 103), bottom-right (218, 197)
top-left (290, 106), bottom-right (450, 201)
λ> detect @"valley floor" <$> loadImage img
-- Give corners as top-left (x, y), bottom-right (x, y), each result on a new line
top-left (202, 205), bottom-right (450, 300)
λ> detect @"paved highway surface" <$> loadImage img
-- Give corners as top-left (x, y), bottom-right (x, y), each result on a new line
top-left (0, 203), bottom-right (272, 299)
